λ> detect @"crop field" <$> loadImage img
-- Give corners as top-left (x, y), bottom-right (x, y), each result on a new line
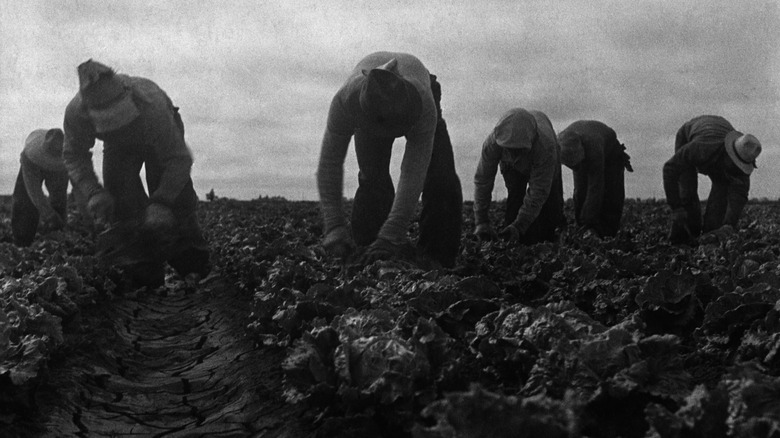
top-left (1, 196), bottom-right (780, 437)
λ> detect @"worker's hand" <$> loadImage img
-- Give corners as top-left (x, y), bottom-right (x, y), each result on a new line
top-left (360, 237), bottom-right (402, 265)
top-left (41, 210), bottom-right (65, 231)
top-left (700, 224), bottom-right (735, 245)
top-left (87, 190), bottom-right (114, 229)
top-left (499, 224), bottom-right (521, 242)
top-left (143, 203), bottom-right (176, 232)
top-left (582, 228), bottom-right (598, 240)
top-left (322, 225), bottom-right (355, 259)
top-left (474, 223), bottom-right (496, 242)
top-left (714, 224), bottom-right (735, 237)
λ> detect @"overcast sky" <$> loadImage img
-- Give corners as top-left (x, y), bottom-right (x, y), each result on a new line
top-left (1, 0), bottom-right (778, 201)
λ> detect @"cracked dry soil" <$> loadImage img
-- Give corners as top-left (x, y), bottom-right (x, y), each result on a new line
top-left (26, 275), bottom-right (311, 437)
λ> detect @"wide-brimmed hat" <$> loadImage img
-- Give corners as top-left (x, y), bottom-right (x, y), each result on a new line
top-left (724, 131), bottom-right (761, 175)
top-left (359, 59), bottom-right (422, 134)
top-left (493, 109), bottom-right (537, 150)
top-left (24, 128), bottom-right (66, 172)
top-left (77, 59), bottom-right (140, 133)
top-left (558, 132), bottom-right (585, 169)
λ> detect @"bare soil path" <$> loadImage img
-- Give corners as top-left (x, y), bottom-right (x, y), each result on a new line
top-left (28, 274), bottom-right (312, 437)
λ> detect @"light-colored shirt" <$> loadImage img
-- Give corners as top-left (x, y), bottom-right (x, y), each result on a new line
top-left (317, 52), bottom-right (437, 242)
top-left (63, 75), bottom-right (192, 206)
top-left (21, 129), bottom-right (68, 216)
top-left (473, 108), bottom-right (560, 233)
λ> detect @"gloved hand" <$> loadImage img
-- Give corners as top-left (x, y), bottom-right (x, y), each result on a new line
top-left (474, 223), bottom-right (496, 242)
top-left (143, 203), bottom-right (176, 232)
top-left (499, 224), bottom-right (521, 242)
top-left (322, 225), bottom-right (355, 259)
top-left (87, 190), bottom-right (115, 229)
top-left (360, 237), bottom-right (402, 265)
top-left (41, 210), bottom-right (65, 231)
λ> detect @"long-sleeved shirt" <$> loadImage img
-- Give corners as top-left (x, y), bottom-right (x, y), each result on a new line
top-left (663, 115), bottom-right (749, 225)
top-left (557, 120), bottom-right (624, 229)
top-left (63, 75), bottom-right (193, 206)
top-left (21, 129), bottom-right (69, 216)
top-left (316, 52), bottom-right (438, 242)
top-left (473, 109), bottom-right (560, 233)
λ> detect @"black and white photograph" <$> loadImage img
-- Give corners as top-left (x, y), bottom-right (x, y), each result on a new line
top-left (1, 1), bottom-right (779, 436)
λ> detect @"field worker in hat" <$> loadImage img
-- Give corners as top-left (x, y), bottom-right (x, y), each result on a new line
top-left (11, 128), bottom-right (90, 246)
top-left (317, 52), bottom-right (463, 268)
top-left (558, 120), bottom-right (633, 238)
top-left (473, 108), bottom-right (565, 244)
top-left (663, 115), bottom-right (762, 244)
top-left (63, 59), bottom-right (210, 287)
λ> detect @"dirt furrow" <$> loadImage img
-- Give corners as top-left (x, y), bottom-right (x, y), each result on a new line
top-left (30, 275), bottom-right (310, 437)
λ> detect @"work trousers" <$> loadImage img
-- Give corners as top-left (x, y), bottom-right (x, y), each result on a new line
top-left (501, 166), bottom-right (564, 244)
top-left (572, 161), bottom-right (626, 237)
top-left (101, 137), bottom-right (210, 279)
